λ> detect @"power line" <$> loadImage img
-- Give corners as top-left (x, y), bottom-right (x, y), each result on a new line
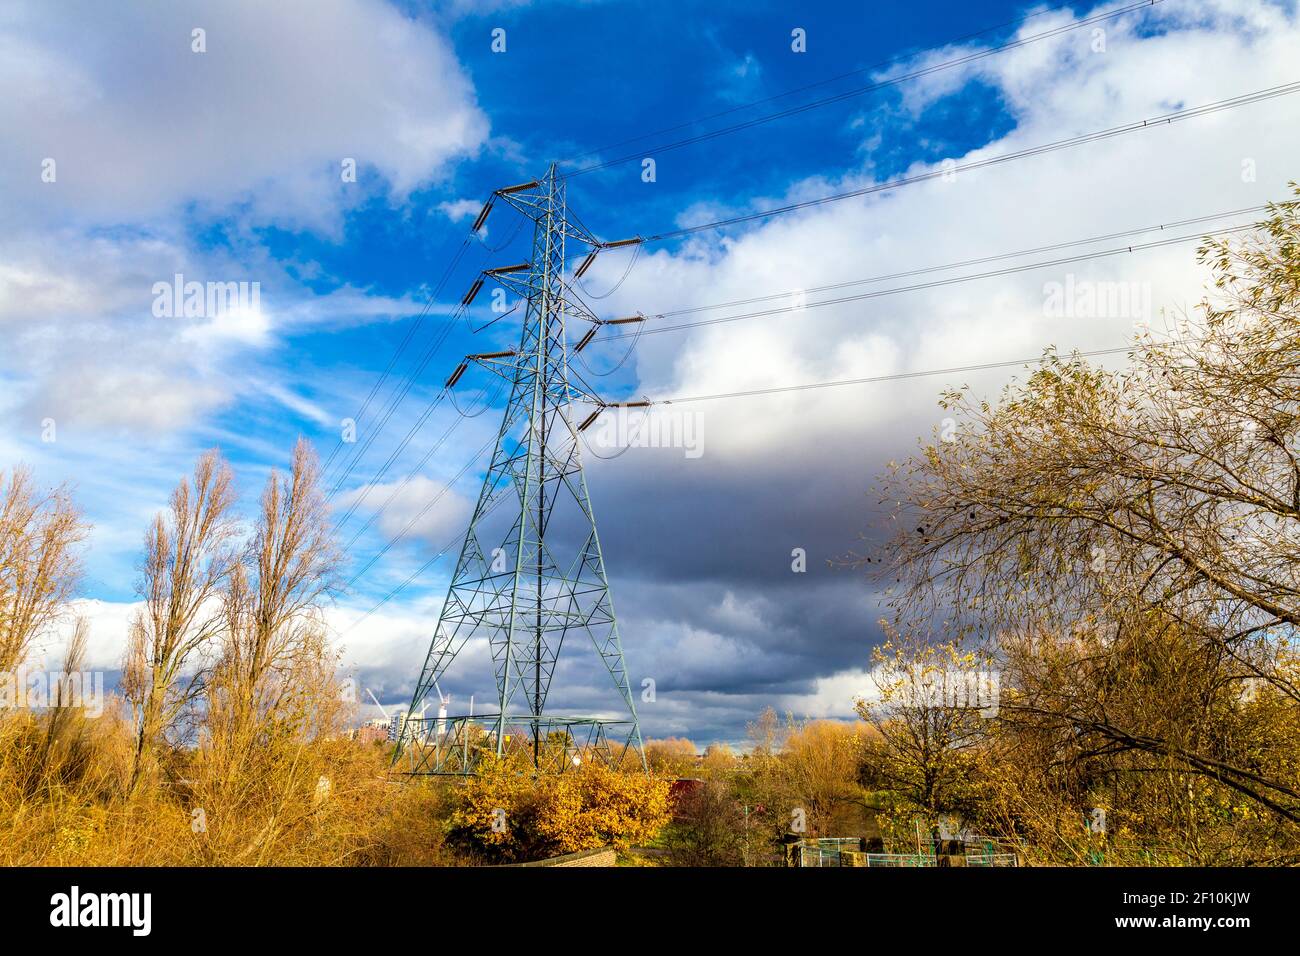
top-left (340, 380), bottom-right (507, 548)
top-left (655, 346), bottom-right (1139, 406)
top-left (344, 433), bottom-right (499, 589)
top-left (336, 397), bottom-right (459, 532)
top-left (323, 230), bottom-right (508, 498)
top-left (331, 387), bottom-right (453, 518)
top-left (340, 485), bottom-right (512, 635)
top-left (598, 220), bottom-right (1257, 341)
top-left (320, 238), bottom-right (472, 476)
top-left (637, 82), bottom-right (1300, 242)
top-left (565, 0), bottom-right (1163, 177)
top-left (344, 340), bottom-right (1142, 609)
top-left (325, 304), bottom-right (465, 500)
top-left (340, 530), bottom-right (465, 635)
top-left (633, 205), bottom-right (1266, 322)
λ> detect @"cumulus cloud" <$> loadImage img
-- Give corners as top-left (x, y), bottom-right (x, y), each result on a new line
top-left (438, 198), bottom-right (484, 222)
top-left (0, 0), bottom-right (488, 231)
top-left (0, 0), bottom-right (489, 432)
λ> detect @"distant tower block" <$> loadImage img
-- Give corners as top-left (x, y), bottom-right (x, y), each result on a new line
top-left (394, 165), bottom-right (645, 774)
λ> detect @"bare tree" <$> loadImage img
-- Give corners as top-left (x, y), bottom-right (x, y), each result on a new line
top-left (0, 468), bottom-right (86, 676)
top-left (211, 438), bottom-right (341, 734)
top-left (122, 450), bottom-right (237, 792)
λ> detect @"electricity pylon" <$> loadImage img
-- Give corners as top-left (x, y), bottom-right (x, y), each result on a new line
top-left (394, 164), bottom-right (647, 774)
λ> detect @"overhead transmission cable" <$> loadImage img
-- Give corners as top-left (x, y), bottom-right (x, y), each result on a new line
top-left (324, 291), bottom-right (481, 501)
top-left (341, 377), bottom-right (507, 548)
top-left (624, 205), bottom-right (1266, 323)
top-left (344, 433), bottom-right (500, 589)
top-left (325, 332), bottom-right (454, 500)
top-left (598, 220), bottom-right (1259, 342)
top-left (652, 346), bottom-right (1140, 406)
top-left (320, 238), bottom-right (472, 477)
top-left (323, 217), bottom-right (521, 499)
top-left (635, 82), bottom-right (1300, 243)
top-left (339, 488), bottom-right (515, 635)
top-left (337, 400), bottom-right (462, 534)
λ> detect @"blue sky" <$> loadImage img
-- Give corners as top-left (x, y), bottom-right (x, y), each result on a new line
top-left (2, 0), bottom-right (1298, 743)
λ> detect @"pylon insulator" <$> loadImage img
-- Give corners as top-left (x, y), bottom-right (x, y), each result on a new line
top-left (445, 362), bottom-right (469, 389)
top-left (497, 180), bottom-right (539, 195)
top-left (462, 277), bottom-right (485, 306)
top-left (574, 250), bottom-right (599, 278)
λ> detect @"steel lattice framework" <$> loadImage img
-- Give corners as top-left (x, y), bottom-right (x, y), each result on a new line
top-left (394, 165), bottom-right (645, 774)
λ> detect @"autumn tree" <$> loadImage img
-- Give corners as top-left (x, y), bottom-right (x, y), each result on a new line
top-left (873, 187), bottom-right (1300, 832)
top-left (123, 450), bottom-right (238, 792)
top-left (737, 709), bottom-right (874, 845)
top-left (779, 719), bottom-right (872, 835)
top-left (664, 779), bottom-right (748, 866)
top-left (980, 612), bottom-right (1300, 864)
top-left (856, 634), bottom-right (993, 820)
top-left (644, 736), bottom-right (699, 776)
top-left (209, 438), bottom-right (341, 737)
top-left (0, 468), bottom-right (86, 676)
top-left (448, 753), bottom-right (671, 863)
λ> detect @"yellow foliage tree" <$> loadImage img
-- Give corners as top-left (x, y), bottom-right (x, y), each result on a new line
top-left (448, 755), bottom-right (671, 863)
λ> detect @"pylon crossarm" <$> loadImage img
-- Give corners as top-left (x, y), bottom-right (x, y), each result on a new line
top-left (563, 219), bottom-right (602, 247)
top-left (463, 351), bottom-right (522, 384)
top-left (484, 270), bottom-right (536, 299)
top-left (493, 187), bottom-right (549, 220)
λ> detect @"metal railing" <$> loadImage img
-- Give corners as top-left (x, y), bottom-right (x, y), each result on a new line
top-left (797, 837), bottom-right (1018, 867)
top-left (798, 838), bottom-right (865, 867)
top-left (863, 852), bottom-right (938, 867)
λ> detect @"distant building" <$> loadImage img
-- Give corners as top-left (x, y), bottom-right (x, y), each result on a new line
top-left (353, 717), bottom-right (390, 745)
top-left (387, 711), bottom-right (409, 743)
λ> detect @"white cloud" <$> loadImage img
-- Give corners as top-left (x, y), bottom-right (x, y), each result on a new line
top-left (339, 474), bottom-right (475, 546)
top-left (0, 1), bottom-right (490, 434)
top-left (438, 198), bottom-right (484, 222)
top-left (593, 0), bottom-right (1300, 458)
top-left (0, 0), bottom-right (489, 232)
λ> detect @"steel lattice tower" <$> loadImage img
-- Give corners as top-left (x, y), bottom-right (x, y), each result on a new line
top-left (394, 164), bottom-right (646, 773)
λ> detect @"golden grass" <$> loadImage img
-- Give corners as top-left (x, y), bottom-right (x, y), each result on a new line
top-left (0, 702), bottom-right (457, 867)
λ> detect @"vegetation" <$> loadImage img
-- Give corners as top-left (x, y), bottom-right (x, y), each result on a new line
top-left (0, 188), bottom-right (1296, 866)
top-left (0, 440), bottom-right (668, 867)
top-left (857, 187), bottom-right (1300, 864)
top-left (447, 751), bottom-right (670, 863)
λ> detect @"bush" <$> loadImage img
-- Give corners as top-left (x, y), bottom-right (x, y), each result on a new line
top-left (447, 754), bottom-right (671, 863)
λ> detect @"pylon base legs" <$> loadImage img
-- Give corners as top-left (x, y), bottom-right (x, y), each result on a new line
top-left (396, 714), bottom-right (639, 775)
